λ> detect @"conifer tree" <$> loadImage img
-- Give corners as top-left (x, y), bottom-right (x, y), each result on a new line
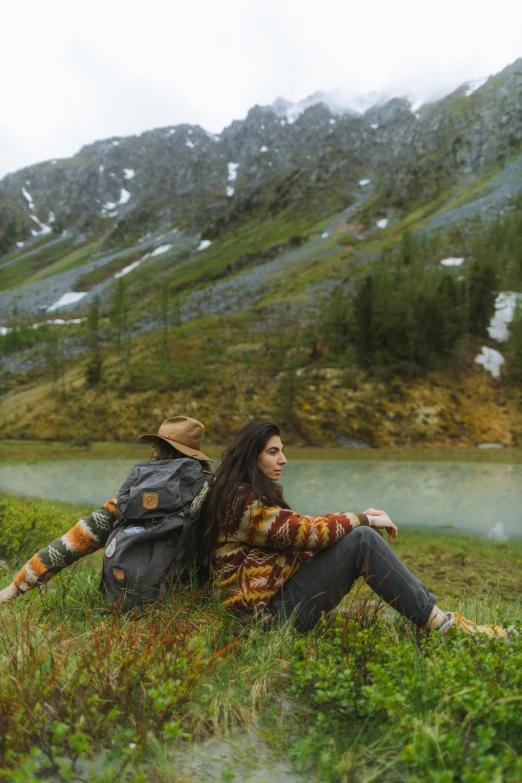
top-left (161, 280), bottom-right (170, 362)
top-left (467, 259), bottom-right (499, 336)
top-left (85, 295), bottom-right (102, 386)
top-left (0, 220), bottom-right (17, 257)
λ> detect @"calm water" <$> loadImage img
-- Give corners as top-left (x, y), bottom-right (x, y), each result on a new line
top-left (0, 459), bottom-right (521, 539)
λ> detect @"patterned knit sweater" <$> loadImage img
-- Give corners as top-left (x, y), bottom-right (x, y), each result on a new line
top-left (215, 492), bottom-right (369, 610)
top-left (13, 493), bottom-right (368, 608)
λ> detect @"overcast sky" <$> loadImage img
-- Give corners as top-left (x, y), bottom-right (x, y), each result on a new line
top-left (1, 0), bottom-right (521, 179)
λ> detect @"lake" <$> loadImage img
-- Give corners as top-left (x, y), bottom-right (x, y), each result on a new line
top-left (0, 459), bottom-right (520, 539)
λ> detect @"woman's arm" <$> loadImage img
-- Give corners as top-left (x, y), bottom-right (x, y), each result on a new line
top-left (237, 494), bottom-right (371, 551)
top-left (0, 497), bottom-right (118, 601)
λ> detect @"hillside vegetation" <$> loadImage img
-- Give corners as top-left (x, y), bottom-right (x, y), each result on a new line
top-left (1, 60), bottom-right (522, 447)
top-left (1, 494), bottom-right (522, 782)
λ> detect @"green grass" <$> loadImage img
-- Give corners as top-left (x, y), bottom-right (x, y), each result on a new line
top-left (73, 250), bottom-right (143, 290)
top-left (141, 210), bottom-right (323, 295)
top-left (31, 239), bottom-right (104, 281)
top-left (0, 238), bottom-right (74, 291)
top-left (1, 493), bottom-right (522, 781)
top-left (1, 439), bottom-right (521, 465)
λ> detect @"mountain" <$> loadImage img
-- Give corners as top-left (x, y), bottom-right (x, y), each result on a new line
top-left (1, 58), bottom-right (521, 248)
top-left (0, 58), bottom-right (521, 448)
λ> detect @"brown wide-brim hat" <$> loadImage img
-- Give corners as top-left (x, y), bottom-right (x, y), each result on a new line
top-left (139, 415), bottom-right (212, 461)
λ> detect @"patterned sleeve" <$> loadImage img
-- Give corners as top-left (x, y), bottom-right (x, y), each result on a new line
top-left (236, 494), bottom-right (369, 551)
top-left (13, 497), bottom-right (118, 593)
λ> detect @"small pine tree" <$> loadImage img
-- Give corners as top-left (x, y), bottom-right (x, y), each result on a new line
top-left (399, 229), bottom-right (415, 265)
top-left (85, 295), bottom-right (103, 386)
top-left (467, 258), bottom-right (499, 336)
top-left (110, 279), bottom-right (131, 364)
top-left (0, 220), bottom-right (17, 257)
top-left (161, 280), bottom-right (170, 362)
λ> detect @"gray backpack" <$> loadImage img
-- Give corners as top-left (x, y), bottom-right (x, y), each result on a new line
top-left (101, 458), bottom-right (210, 612)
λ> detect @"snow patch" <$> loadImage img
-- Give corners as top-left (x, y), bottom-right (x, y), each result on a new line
top-left (280, 119), bottom-right (286, 126)
top-left (488, 522), bottom-right (508, 541)
top-left (101, 200), bottom-right (116, 216)
top-left (112, 140), bottom-right (120, 146)
top-left (487, 291), bottom-right (522, 342)
top-left (0, 326), bottom-right (9, 336)
top-left (30, 214), bottom-right (52, 236)
top-left (99, 165), bottom-right (105, 173)
top-left (47, 292), bottom-right (88, 312)
top-left (260, 124), bottom-right (265, 130)
top-left (197, 240), bottom-right (211, 251)
top-left (186, 140), bottom-right (195, 149)
top-left (370, 123), bottom-right (379, 130)
top-left (260, 145), bottom-right (269, 153)
top-left (22, 187), bottom-right (34, 209)
top-left (227, 162), bottom-right (239, 182)
top-left (465, 77), bottom-right (488, 97)
top-left (115, 260), bottom-right (142, 278)
top-left (123, 168), bottom-right (135, 180)
top-left (329, 118), bottom-right (335, 125)
top-left (16, 241), bottom-right (24, 248)
top-left (168, 128), bottom-right (176, 135)
top-left (475, 346), bottom-right (504, 378)
top-left (410, 98), bottom-right (424, 113)
top-left (376, 218), bottom-right (389, 229)
top-left (150, 244), bottom-right (172, 257)
top-left (321, 232), bottom-right (329, 239)
top-left (359, 178), bottom-right (371, 186)
top-left (226, 186), bottom-right (234, 197)
top-left (187, 128), bottom-right (193, 135)
top-left (440, 257), bottom-right (464, 267)
top-left (118, 188), bottom-right (131, 205)
top-left (46, 318), bottom-right (84, 326)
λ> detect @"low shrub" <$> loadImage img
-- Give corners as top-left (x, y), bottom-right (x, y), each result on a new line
top-left (0, 494), bottom-right (88, 565)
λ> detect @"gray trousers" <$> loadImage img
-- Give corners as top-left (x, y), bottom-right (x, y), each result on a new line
top-left (269, 526), bottom-right (436, 632)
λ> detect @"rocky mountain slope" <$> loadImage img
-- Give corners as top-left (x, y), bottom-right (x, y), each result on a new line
top-left (1, 59), bottom-right (521, 245)
top-left (1, 58), bottom-right (521, 447)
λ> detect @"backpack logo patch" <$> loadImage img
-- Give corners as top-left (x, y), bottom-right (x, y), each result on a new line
top-left (142, 492), bottom-right (159, 510)
top-left (105, 537), bottom-right (117, 558)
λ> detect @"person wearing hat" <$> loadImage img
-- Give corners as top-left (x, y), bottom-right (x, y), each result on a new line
top-left (0, 416), bottom-right (211, 602)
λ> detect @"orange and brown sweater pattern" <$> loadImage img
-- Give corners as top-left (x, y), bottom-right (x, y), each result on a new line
top-left (215, 491), bottom-right (369, 611)
top-left (13, 498), bottom-right (118, 593)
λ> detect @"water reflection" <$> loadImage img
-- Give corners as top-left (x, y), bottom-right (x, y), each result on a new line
top-left (282, 461), bottom-right (522, 538)
top-left (0, 459), bottom-right (520, 539)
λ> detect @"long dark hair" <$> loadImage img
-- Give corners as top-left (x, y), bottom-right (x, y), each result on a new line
top-left (197, 421), bottom-right (290, 566)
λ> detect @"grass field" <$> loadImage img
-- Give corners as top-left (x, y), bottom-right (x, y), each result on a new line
top-left (1, 493), bottom-right (522, 781)
top-left (1, 439), bottom-right (522, 464)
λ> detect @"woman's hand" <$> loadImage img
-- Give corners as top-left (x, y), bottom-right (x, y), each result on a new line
top-left (0, 582), bottom-right (20, 602)
top-left (364, 508), bottom-right (398, 541)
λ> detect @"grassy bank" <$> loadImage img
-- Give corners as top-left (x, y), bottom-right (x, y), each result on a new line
top-left (1, 495), bottom-right (522, 781)
top-left (1, 439), bottom-right (522, 464)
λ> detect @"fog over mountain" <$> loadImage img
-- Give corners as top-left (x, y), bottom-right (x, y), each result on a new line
top-left (2, 0), bottom-right (522, 177)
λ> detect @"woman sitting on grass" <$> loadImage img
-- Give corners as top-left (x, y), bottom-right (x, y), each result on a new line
top-left (198, 420), bottom-right (511, 639)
